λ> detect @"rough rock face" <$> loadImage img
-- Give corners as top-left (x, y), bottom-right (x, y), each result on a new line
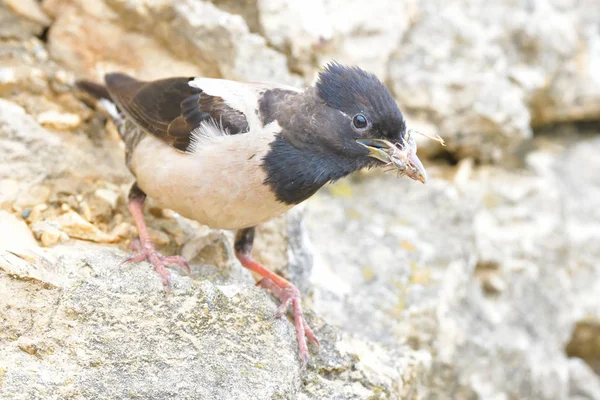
top-left (1, 0), bottom-right (600, 399)
top-left (388, 0), bottom-right (600, 161)
top-left (0, 247), bottom-right (301, 400)
top-left (42, 0), bottom-right (300, 85)
top-left (0, 0), bottom-right (50, 40)
top-left (0, 235), bottom-right (430, 399)
top-left (306, 132), bottom-right (600, 399)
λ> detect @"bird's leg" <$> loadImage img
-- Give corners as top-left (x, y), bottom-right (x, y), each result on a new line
top-left (234, 227), bottom-right (319, 366)
top-left (123, 183), bottom-right (190, 288)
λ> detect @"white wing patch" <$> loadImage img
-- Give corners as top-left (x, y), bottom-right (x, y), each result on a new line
top-left (188, 118), bottom-right (230, 153)
top-left (188, 78), bottom-right (260, 130)
top-left (189, 79), bottom-right (252, 113)
top-left (98, 99), bottom-right (124, 127)
top-left (188, 78), bottom-right (301, 135)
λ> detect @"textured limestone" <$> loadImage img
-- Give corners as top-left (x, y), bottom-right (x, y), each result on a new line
top-left (0, 210), bottom-right (38, 250)
top-left (0, 0), bottom-right (50, 40)
top-left (0, 246), bottom-right (301, 400)
top-left (0, 37), bottom-right (93, 122)
top-left (0, 244), bottom-right (430, 399)
top-left (388, 0), bottom-right (600, 161)
top-left (43, 0), bottom-right (300, 85)
top-left (305, 133), bottom-right (600, 399)
top-left (0, 98), bottom-right (128, 203)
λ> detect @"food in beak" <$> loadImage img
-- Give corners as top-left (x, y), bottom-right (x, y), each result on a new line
top-left (356, 130), bottom-right (444, 184)
top-left (404, 151), bottom-right (427, 183)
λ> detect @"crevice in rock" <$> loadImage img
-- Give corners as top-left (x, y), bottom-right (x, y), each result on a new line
top-left (428, 148), bottom-right (460, 166)
top-left (533, 119), bottom-right (600, 137)
top-left (566, 321), bottom-right (600, 376)
top-left (37, 26), bottom-right (49, 43)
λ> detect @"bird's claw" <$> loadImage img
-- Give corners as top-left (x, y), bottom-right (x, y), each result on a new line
top-left (122, 239), bottom-right (191, 289)
top-left (257, 277), bottom-right (320, 367)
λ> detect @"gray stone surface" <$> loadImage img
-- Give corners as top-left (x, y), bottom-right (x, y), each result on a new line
top-left (568, 358), bottom-right (600, 400)
top-left (0, 0), bottom-right (50, 40)
top-left (389, 0), bottom-right (600, 161)
top-left (0, 246), bottom-right (301, 400)
top-left (42, 0), bottom-right (301, 85)
top-left (305, 133), bottom-right (600, 399)
top-left (0, 244), bottom-right (430, 399)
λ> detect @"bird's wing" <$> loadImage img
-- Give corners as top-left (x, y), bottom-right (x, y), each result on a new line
top-left (104, 73), bottom-right (254, 153)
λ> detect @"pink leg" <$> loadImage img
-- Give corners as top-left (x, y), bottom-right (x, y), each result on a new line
top-left (123, 184), bottom-right (190, 289)
top-left (235, 228), bottom-right (319, 366)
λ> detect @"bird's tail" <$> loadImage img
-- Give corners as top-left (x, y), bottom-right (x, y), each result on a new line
top-left (76, 80), bottom-right (111, 100)
top-left (76, 79), bottom-right (126, 130)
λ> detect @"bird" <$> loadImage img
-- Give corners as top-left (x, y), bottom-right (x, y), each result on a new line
top-left (77, 62), bottom-right (435, 365)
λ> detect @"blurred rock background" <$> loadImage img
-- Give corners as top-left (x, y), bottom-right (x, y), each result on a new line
top-left (1, 0), bottom-right (599, 399)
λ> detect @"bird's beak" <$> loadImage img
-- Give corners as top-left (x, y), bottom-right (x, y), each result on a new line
top-left (406, 151), bottom-right (427, 183)
top-left (356, 138), bottom-right (428, 184)
top-left (355, 138), bottom-right (394, 163)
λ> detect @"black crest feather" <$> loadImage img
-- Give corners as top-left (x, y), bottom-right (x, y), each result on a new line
top-left (316, 62), bottom-right (406, 135)
top-left (316, 63), bottom-right (394, 112)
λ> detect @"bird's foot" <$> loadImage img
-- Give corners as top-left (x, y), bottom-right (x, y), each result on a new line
top-left (256, 277), bottom-right (320, 367)
top-left (122, 239), bottom-right (191, 288)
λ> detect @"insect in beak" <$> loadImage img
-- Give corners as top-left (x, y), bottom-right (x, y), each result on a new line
top-left (356, 130), bottom-right (444, 184)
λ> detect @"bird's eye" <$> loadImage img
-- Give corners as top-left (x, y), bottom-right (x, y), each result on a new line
top-left (352, 114), bottom-right (368, 130)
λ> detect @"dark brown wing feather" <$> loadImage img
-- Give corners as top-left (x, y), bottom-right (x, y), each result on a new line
top-left (104, 73), bottom-right (249, 152)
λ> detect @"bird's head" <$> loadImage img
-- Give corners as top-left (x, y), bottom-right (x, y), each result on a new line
top-left (262, 63), bottom-right (444, 204)
top-left (311, 62), bottom-right (439, 183)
